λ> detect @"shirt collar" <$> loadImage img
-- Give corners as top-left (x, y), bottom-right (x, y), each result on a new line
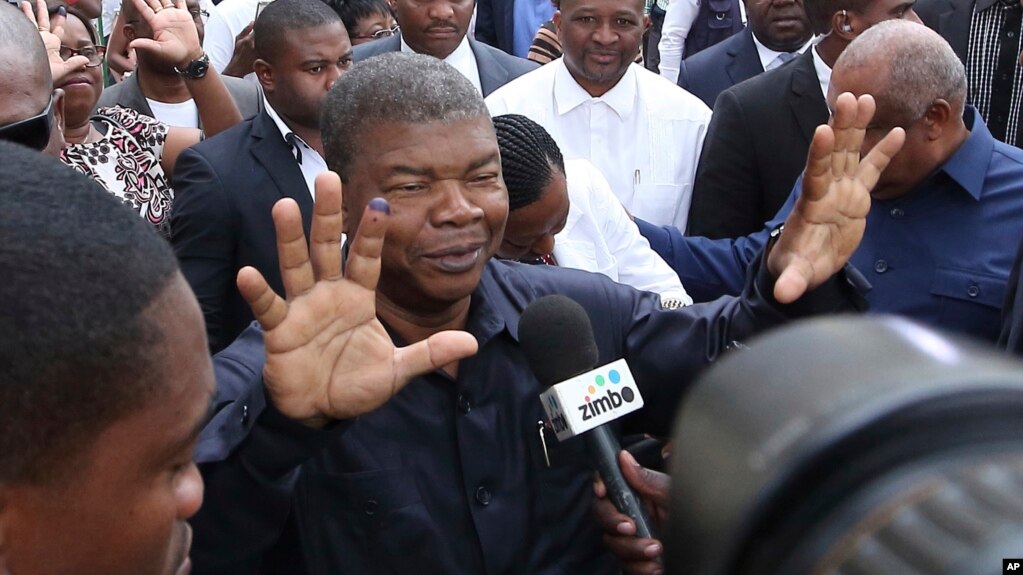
top-left (400, 34), bottom-right (481, 93)
top-left (400, 33), bottom-right (472, 63)
top-left (263, 97), bottom-right (313, 153)
top-left (553, 59), bottom-right (638, 119)
top-left (751, 33), bottom-right (813, 71)
top-left (935, 106), bottom-right (994, 201)
top-left (810, 41), bottom-right (832, 100)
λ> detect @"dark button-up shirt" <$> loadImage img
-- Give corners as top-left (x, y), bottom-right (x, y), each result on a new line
top-left (640, 108), bottom-right (1023, 342)
top-left (192, 253), bottom-right (861, 575)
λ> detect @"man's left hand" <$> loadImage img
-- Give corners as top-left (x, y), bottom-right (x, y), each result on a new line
top-left (767, 93), bottom-right (906, 303)
top-left (127, 0), bottom-right (203, 69)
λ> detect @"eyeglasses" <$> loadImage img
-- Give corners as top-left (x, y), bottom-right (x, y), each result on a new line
top-left (188, 8), bottom-right (210, 21)
top-left (59, 45), bottom-right (107, 68)
top-left (0, 95), bottom-right (55, 151)
top-left (355, 24), bottom-right (399, 40)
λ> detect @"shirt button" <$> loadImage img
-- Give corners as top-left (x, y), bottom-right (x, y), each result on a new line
top-left (475, 486), bottom-right (492, 506)
top-left (890, 207), bottom-right (904, 218)
top-left (457, 393), bottom-right (472, 414)
top-left (1009, 30), bottom-right (1016, 38)
top-left (241, 404), bottom-right (250, 425)
top-left (364, 499), bottom-right (378, 515)
top-left (874, 260), bottom-right (889, 273)
top-left (967, 284), bottom-right (980, 298)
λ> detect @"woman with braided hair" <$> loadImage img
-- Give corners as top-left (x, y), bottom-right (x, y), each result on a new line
top-left (494, 113), bottom-right (692, 307)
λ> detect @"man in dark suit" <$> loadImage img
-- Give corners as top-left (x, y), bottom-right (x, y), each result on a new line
top-left (677, 0), bottom-right (812, 109)
top-left (353, 0), bottom-right (536, 96)
top-left (915, 0), bottom-right (1023, 148)
top-left (97, 0), bottom-right (262, 125)
top-left (686, 0), bottom-right (922, 239)
top-left (171, 0), bottom-right (351, 353)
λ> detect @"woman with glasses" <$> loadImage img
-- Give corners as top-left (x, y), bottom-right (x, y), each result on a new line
top-left (327, 0), bottom-right (397, 46)
top-left (42, 0), bottom-right (240, 238)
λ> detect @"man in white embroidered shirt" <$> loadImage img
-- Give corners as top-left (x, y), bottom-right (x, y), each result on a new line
top-left (485, 0), bottom-right (712, 230)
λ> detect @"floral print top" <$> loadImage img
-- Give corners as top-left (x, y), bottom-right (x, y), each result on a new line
top-left (60, 107), bottom-right (173, 238)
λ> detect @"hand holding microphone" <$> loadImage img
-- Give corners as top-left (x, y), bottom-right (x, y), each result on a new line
top-left (593, 451), bottom-right (671, 575)
top-left (519, 295), bottom-right (660, 547)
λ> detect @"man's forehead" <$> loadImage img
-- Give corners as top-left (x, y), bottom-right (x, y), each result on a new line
top-left (560, 0), bottom-right (645, 13)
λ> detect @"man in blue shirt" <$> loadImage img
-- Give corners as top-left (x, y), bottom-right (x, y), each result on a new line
top-left (189, 52), bottom-right (903, 574)
top-left (641, 20), bottom-right (1023, 344)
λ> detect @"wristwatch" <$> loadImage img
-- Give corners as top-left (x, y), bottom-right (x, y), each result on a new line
top-left (765, 222), bottom-right (785, 257)
top-left (175, 52), bottom-right (211, 79)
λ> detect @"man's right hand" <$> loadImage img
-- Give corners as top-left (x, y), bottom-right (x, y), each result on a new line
top-left (594, 451), bottom-right (671, 575)
top-left (236, 172), bottom-right (479, 428)
top-left (222, 21), bottom-right (256, 78)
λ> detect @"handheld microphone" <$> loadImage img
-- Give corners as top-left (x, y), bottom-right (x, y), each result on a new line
top-left (519, 294), bottom-right (655, 539)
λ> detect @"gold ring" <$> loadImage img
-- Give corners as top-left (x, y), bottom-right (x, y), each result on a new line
top-left (153, 5), bottom-right (163, 11)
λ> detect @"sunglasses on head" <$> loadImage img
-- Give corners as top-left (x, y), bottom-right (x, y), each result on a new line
top-left (0, 96), bottom-right (55, 152)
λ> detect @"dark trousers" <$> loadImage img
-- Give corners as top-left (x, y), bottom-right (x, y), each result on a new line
top-left (643, 4), bottom-right (666, 73)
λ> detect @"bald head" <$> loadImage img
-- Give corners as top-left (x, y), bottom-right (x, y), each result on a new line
top-left (0, 2), bottom-right (52, 124)
top-left (835, 20), bottom-right (966, 123)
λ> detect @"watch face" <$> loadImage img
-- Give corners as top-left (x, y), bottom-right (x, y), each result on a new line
top-left (190, 58), bottom-right (210, 77)
top-left (181, 54), bottom-right (210, 78)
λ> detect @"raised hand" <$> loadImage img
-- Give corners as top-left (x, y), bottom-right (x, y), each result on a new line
top-left (767, 93), bottom-right (906, 303)
top-left (223, 21), bottom-right (256, 78)
top-left (236, 172), bottom-right (479, 428)
top-left (126, 0), bottom-right (202, 68)
top-left (21, 0), bottom-right (89, 84)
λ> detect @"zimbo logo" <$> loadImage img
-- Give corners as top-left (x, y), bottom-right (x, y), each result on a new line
top-left (578, 368), bottom-right (636, 421)
top-left (546, 395), bottom-right (569, 434)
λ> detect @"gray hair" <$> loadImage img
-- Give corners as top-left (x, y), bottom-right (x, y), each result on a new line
top-left (836, 20), bottom-right (966, 122)
top-left (321, 52), bottom-right (491, 180)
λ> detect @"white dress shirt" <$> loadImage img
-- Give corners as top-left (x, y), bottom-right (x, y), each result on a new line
top-left (752, 34), bottom-right (814, 71)
top-left (401, 35), bottom-right (483, 95)
top-left (264, 99), bottom-right (327, 200)
top-left (811, 41), bottom-right (833, 100)
top-left (486, 60), bottom-right (712, 230)
top-left (555, 159), bottom-right (692, 304)
top-left (657, 0), bottom-right (700, 83)
top-left (204, 0), bottom-right (260, 82)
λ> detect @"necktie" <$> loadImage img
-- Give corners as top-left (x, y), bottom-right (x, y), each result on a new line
top-left (285, 132), bottom-right (303, 164)
top-left (771, 52), bottom-right (797, 70)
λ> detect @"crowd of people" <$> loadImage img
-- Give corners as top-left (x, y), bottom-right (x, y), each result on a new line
top-left (1, 0), bottom-right (1022, 572)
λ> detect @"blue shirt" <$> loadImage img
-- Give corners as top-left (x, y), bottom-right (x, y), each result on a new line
top-left (191, 255), bottom-right (861, 575)
top-left (639, 107), bottom-right (1023, 343)
top-left (512, 0), bottom-right (555, 58)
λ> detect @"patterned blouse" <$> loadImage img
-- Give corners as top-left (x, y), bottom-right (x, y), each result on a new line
top-left (60, 107), bottom-right (173, 238)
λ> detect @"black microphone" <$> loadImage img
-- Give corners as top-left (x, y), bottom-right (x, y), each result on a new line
top-left (519, 294), bottom-right (655, 539)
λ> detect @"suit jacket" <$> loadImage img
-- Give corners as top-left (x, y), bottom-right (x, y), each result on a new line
top-left (352, 34), bottom-right (538, 96)
top-left (1001, 234), bottom-right (1023, 355)
top-left (677, 27), bottom-right (764, 109)
top-left (686, 49), bottom-right (828, 239)
top-left (96, 72), bottom-right (264, 125)
top-left (915, 0), bottom-right (971, 64)
top-left (170, 109), bottom-right (313, 353)
top-left (474, 0), bottom-right (514, 55)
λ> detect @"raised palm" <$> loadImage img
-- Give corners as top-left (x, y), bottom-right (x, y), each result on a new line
top-left (21, 0), bottom-right (89, 84)
top-left (237, 173), bottom-right (479, 428)
top-left (126, 0), bottom-right (202, 66)
top-left (768, 93), bottom-right (907, 303)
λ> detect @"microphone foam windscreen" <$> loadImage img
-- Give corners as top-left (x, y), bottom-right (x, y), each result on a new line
top-left (518, 294), bottom-right (599, 388)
